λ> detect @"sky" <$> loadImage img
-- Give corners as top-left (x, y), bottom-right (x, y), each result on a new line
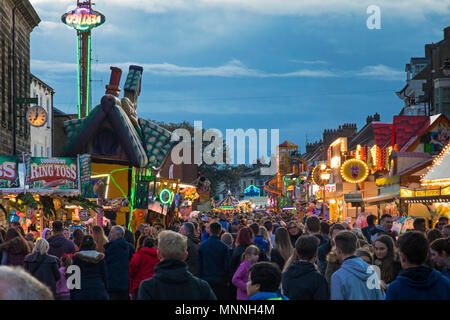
top-left (29, 0), bottom-right (450, 162)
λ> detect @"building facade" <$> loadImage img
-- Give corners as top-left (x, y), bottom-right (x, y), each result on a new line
top-left (30, 74), bottom-right (53, 157)
top-left (412, 27), bottom-right (450, 118)
top-left (0, 0), bottom-right (40, 155)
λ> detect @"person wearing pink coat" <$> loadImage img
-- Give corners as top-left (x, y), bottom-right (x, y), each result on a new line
top-left (232, 245), bottom-right (260, 300)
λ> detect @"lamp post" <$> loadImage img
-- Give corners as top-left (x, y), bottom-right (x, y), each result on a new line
top-left (319, 164), bottom-right (331, 218)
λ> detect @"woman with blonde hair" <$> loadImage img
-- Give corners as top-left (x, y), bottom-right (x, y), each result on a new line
top-left (24, 238), bottom-right (60, 298)
top-left (93, 225), bottom-right (108, 253)
top-left (232, 245), bottom-right (260, 300)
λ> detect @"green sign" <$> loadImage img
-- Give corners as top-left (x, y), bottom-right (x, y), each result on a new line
top-left (0, 156), bottom-right (20, 188)
top-left (15, 97), bottom-right (38, 104)
top-left (25, 157), bottom-right (78, 190)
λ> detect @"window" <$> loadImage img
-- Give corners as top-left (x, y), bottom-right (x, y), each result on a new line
top-left (41, 146), bottom-right (44, 157)
top-left (34, 145), bottom-right (37, 156)
top-left (47, 147), bottom-right (50, 157)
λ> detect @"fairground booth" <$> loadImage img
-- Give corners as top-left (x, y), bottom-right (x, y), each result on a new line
top-left (0, 154), bottom-right (98, 237)
top-left (57, 66), bottom-right (183, 233)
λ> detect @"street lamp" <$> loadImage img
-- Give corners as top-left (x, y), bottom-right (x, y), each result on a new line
top-left (319, 164), bottom-right (331, 219)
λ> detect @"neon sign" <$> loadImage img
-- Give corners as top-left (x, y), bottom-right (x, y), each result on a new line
top-left (159, 188), bottom-right (174, 205)
top-left (62, 7), bottom-right (105, 32)
top-left (244, 185), bottom-right (260, 197)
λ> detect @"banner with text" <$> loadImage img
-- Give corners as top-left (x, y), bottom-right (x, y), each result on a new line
top-left (26, 157), bottom-right (78, 190)
top-left (0, 156), bottom-right (20, 188)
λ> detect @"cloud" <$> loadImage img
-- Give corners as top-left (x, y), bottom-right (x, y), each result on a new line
top-left (32, 59), bottom-right (404, 81)
top-left (351, 64), bottom-right (404, 81)
top-left (290, 59), bottom-right (328, 65)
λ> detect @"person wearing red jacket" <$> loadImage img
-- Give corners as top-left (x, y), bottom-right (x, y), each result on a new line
top-left (129, 237), bottom-right (159, 299)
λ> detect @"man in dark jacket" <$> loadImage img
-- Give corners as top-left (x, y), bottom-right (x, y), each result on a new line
top-left (370, 214), bottom-right (397, 243)
top-left (47, 221), bottom-right (76, 259)
top-left (385, 231), bottom-right (450, 300)
top-left (282, 235), bottom-right (329, 300)
top-left (305, 216), bottom-right (328, 274)
top-left (362, 214), bottom-right (377, 243)
top-left (179, 222), bottom-right (199, 276)
top-left (198, 222), bottom-right (231, 300)
top-left (104, 226), bottom-right (131, 300)
top-left (318, 223), bottom-right (345, 275)
top-left (138, 230), bottom-right (216, 300)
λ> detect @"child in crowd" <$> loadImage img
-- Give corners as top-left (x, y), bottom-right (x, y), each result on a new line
top-left (55, 253), bottom-right (73, 300)
top-left (232, 245), bottom-right (260, 300)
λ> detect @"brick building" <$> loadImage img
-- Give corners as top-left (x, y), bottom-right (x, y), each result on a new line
top-left (0, 0), bottom-right (40, 155)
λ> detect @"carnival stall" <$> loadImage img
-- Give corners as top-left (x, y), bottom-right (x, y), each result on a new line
top-left (0, 154), bottom-right (99, 236)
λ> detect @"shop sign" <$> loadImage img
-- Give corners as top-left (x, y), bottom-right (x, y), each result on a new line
top-left (62, 7), bottom-right (105, 32)
top-left (340, 159), bottom-right (369, 183)
top-left (78, 210), bottom-right (90, 222)
top-left (344, 192), bottom-right (363, 202)
top-left (415, 190), bottom-right (426, 197)
top-left (25, 157), bottom-right (78, 190)
top-left (400, 188), bottom-right (414, 198)
top-left (0, 156), bottom-right (20, 188)
top-left (400, 187), bottom-right (450, 198)
top-left (442, 186), bottom-right (450, 196)
top-left (426, 189), bottom-right (440, 197)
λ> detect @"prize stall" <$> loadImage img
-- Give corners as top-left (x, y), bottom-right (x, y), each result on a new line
top-left (0, 154), bottom-right (98, 237)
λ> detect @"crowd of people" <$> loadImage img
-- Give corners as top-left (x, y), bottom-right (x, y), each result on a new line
top-left (0, 211), bottom-right (449, 300)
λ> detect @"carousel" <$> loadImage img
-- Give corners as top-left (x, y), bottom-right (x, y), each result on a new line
top-left (214, 190), bottom-right (239, 213)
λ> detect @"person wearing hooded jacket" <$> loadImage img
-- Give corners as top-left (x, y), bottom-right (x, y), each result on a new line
top-left (129, 237), bottom-right (159, 299)
top-left (385, 231), bottom-right (450, 300)
top-left (330, 231), bottom-right (383, 300)
top-left (282, 235), bottom-right (329, 300)
top-left (47, 221), bottom-right (76, 259)
top-left (71, 235), bottom-right (109, 300)
top-left (104, 226), bottom-right (131, 300)
top-left (138, 230), bottom-right (216, 300)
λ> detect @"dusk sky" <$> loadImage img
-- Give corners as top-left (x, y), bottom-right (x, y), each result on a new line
top-left (29, 0), bottom-right (450, 161)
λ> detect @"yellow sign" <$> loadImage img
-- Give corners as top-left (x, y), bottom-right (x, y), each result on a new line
top-left (415, 190), bottom-right (426, 197)
top-left (442, 186), bottom-right (450, 196)
top-left (340, 159), bottom-right (369, 183)
top-left (400, 187), bottom-right (450, 198)
top-left (426, 189), bottom-right (440, 197)
top-left (400, 188), bottom-right (414, 198)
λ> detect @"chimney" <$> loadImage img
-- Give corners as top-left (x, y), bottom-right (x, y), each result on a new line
top-left (105, 67), bottom-right (122, 97)
top-left (445, 26), bottom-right (450, 40)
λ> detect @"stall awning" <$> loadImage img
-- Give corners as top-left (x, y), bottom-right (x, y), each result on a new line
top-left (364, 193), bottom-right (399, 205)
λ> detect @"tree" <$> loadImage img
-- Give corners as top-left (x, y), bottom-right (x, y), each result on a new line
top-left (153, 120), bottom-right (249, 198)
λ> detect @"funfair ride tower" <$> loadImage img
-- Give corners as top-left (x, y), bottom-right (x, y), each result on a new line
top-left (62, 0), bottom-right (105, 118)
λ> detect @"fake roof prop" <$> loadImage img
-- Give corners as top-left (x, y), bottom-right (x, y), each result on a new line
top-left (421, 141), bottom-right (450, 186)
top-left (391, 116), bottom-right (429, 149)
top-left (63, 94), bottom-right (175, 168)
top-left (216, 190), bottom-right (239, 208)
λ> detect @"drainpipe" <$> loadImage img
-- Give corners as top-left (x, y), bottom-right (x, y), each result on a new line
top-left (12, 6), bottom-right (16, 154)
